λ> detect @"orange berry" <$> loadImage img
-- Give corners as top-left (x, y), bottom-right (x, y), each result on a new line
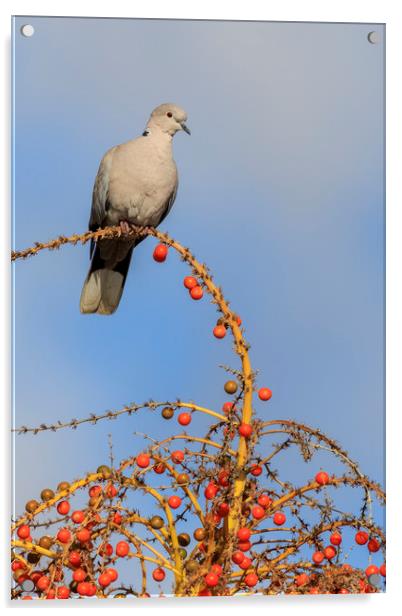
top-left (213, 324), bottom-right (226, 339)
top-left (258, 387), bottom-right (272, 401)
top-left (183, 276), bottom-right (197, 289)
top-left (190, 285), bottom-right (203, 300)
top-left (153, 244), bottom-right (168, 262)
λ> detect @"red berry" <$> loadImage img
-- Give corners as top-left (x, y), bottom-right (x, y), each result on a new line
top-left (237, 527), bottom-right (251, 541)
top-left (355, 531), bottom-right (369, 545)
top-left (212, 512), bottom-right (221, 524)
top-left (15, 572), bottom-right (29, 584)
top-left (36, 576), bottom-right (50, 591)
top-left (198, 588), bottom-right (212, 596)
top-left (238, 423), bottom-right (253, 438)
top-left (77, 581), bottom-right (90, 596)
top-left (45, 588), bottom-right (56, 599)
top-left (71, 510), bottom-right (85, 524)
top-left (183, 276), bottom-right (198, 289)
top-left (250, 464), bottom-right (262, 476)
top-left (153, 244), bottom-right (168, 262)
top-left (168, 495), bottom-right (182, 509)
top-left (106, 567), bottom-right (118, 582)
top-left (153, 463), bottom-right (166, 474)
top-left (16, 525), bottom-right (30, 540)
top-left (315, 471), bottom-right (330, 486)
top-left (73, 569), bottom-right (87, 583)
top-left (213, 325), bottom-right (226, 339)
top-left (222, 402), bottom-right (235, 414)
top-left (89, 485), bottom-right (102, 498)
top-left (178, 412), bottom-right (192, 426)
top-left (113, 512), bottom-right (122, 526)
top-left (368, 538), bottom-right (380, 552)
top-left (204, 483), bottom-right (219, 500)
top-left (258, 387), bottom-right (272, 401)
top-left (105, 484), bottom-right (118, 498)
top-left (323, 545), bottom-right (336, 560)
top-left (68, 551), bottom-right (81, 566)
top-left (217, 502), bottom-right (230, 517)
top-left (211, 563), bottom-right (223, 576)
top-left (235, 315), bottom-right (242, 326)
top-left (312, 551), bottom-right (325, 564)
top-left (239, 556), bottom-right (252, 569)
top-left (232, 551), bottom-right (245, 565)
top-left (57, 586), bottom-right (70, 599)
top-left (244, 573), bottom-right (258, 587)
top-left (171, 450), bottom-right (185, 464)
top-left (98, 572), bottom-right (112, 587)
top-left (309, 588), bottom-right (320, 594)
top-left (57, 501), bottom-right (70, 515)
top-left (100, 542), bottom-right (113, 557)
top-left (152, 567), bottom-right (166, 582)
top-left (204, 572), bottom-right (219, 587)
top-left (273, 512), bottom-right (286, 526)
top-left (365, 565), bottom-right (379, 577)
top-left (26, 572), bottom-right (39, 585)
top-left (11, 560), bottom-right (26, 572)
top-left (252, 505), bottom-right (265, 520)
top-left (116, 541), bottom-right (130, 557)
top-left (76, 528), bottom-right (91, 543)
top-left (57, 528), bottom-right (71, 544)
top-left (295, 573), bottom-right (309, 586)
top-left (380, 563), bottom-right (386, 577)
top-left (339, 588), bottom-right (349, 594)
top-left (330, 532), bottom-right (342, 546)
top-left (190, 285), bottom-right (203, 300)
top-left (218, 470), bottom-right (230, 487)
top-left (238, 540), bottom-right (252, 552)
top-left (257, 494), bottom-right (272, 509)
top-left (136, 453), bottom-right (150, 468)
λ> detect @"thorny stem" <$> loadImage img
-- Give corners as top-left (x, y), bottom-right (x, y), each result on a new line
top-left (12, 225), bottom-right (254, 542)
top-left (11, 227), bottom-right (386, 597)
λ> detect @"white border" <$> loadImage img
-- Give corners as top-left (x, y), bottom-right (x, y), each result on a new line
top-left (1, 1), bottom-right (401, 614)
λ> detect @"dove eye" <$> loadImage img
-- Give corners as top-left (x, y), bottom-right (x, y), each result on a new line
top-left (166, 112), bottom-right (173, 118)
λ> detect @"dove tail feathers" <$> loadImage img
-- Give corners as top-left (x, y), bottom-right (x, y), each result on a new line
top-left (80, 245), bottom-right (134, 315)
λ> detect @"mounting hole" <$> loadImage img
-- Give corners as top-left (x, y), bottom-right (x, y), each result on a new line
top-left (367, 31), bottom-right (380, 44)
top-left (20, 24), bottom-right (35, 38)
top-left (21, 579), bottom-right (35, 592)
top-left (368, 573), bottom-right (381, 587)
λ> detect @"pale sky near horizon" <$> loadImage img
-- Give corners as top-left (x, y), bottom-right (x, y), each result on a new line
top-left (12, 16), bottom-right (385, 587)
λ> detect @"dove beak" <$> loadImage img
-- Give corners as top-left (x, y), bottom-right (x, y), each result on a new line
top-left (181, 122), bottom-right (191, 135)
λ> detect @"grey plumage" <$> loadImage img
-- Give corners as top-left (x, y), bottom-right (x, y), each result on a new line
top-left (80, 103), bottom-right (190, 315)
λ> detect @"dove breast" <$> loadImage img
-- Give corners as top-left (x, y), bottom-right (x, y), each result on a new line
top-left (105, 136), bottom-right (178, 228)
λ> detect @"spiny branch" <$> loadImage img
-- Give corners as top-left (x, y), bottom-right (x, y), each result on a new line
top-left (12, 400), bottom-right (227, 435)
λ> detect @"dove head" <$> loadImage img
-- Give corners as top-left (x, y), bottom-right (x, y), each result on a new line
top-left (146, 103), bottom-right (190, 137)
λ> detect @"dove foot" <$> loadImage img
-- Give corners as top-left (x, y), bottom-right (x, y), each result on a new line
top-left (119, 220), bottom-right (131, 235)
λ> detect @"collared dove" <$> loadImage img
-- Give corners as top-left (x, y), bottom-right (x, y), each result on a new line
top-left (80, 103), bottom-right (190, 315)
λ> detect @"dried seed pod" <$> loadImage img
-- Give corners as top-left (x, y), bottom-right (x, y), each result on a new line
top-left (178, 533), bottom-right (191, 547)
top-left (162, 407), bottom-right (174, 420)
top-left (25, 500), bottom-right (39, 513)
top-left (224, 380), bottom-right (238, 395)
top-left (40, 488), bottom-right (55, 502)
top-left (150, 516), bottom-right (164, 530)
top-left (193, 528), bottom-right (206, 541)
top-left (97, 465), bottom-right (112, 479)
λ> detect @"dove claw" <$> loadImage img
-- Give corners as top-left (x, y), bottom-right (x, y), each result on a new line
top-left (119, 220), bottom-right (131, 235)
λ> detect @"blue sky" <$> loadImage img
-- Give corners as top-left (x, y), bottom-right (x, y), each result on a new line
top-left (12, 17), bottom-right (385, 591)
